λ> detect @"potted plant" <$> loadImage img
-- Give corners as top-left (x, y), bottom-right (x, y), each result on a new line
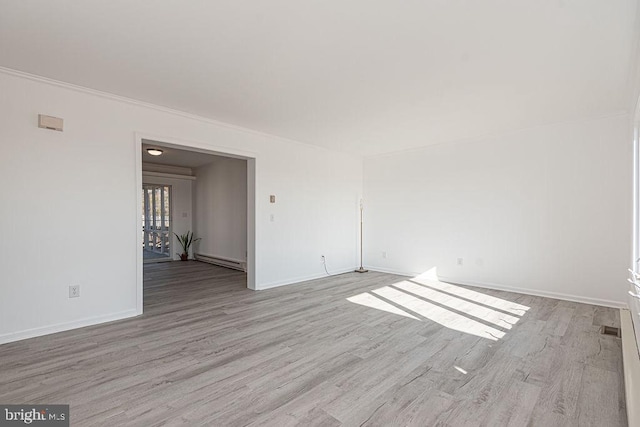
top-left (174, 231), bottom-right (201, 261)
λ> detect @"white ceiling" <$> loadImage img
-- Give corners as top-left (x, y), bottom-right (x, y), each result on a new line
top-left (1, 1), bottom-right (638, 155)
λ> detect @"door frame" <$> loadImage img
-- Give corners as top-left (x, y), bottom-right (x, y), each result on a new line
top-left (135, 132), bottom-right (258, 314)
top-left (634, 123), bottom-right (638, 272)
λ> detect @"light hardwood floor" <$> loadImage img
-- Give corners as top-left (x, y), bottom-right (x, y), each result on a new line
top-left (0, 262), bottom-right (627, 426)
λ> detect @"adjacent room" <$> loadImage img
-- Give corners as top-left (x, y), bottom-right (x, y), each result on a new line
top-left (1, 1), bottom-right (640, 426)
top-left (141, 140), bottom-right (249, 273)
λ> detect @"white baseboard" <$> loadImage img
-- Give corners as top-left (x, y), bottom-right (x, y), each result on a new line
top-left (257, 267), bottom-right (356, 290)
top-left (0, 309), bottom-right (140, 345)
top-left (365, 266), bottom-right (627, 309)
top-left (621, 309), bottom-right (640, 427)
top-left (365, 266), bottom-right (421, 277)
top-left (439, 276), bottom-right (627, 309)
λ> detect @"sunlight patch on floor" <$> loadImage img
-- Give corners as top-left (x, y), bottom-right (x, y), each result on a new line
top-left (372, 285), bottom-right (506, 340)
top-left (454, 366), bottom-right (468, 374)
top-left (392, 280), bottom-right (519, 329)
top-left (346, 268), bottom-right (530, 341)
top-left (414, 268), bottom-right (529, 316)
top-left (347, 292), bottom-right (419, 320)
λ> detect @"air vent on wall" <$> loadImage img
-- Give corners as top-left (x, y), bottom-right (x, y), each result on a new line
top-left (38, 114), bottom-right (63, 132)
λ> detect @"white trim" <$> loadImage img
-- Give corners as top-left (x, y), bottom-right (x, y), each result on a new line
top-left (438, 276), bottom-right (627, 309)
top-left (621, 309), bottom-right (640, 427)
top-left (365, 266), bottom-right (628, 308)
top-left (247, 158), bottom-right (257, 290)
top-left (0, 309), bottom-right (139, 345)
top-left (256, 267), bottom-right (355, 290)
top-left (364, 266), bottom-right (422, 277)
top-left (134, 133), bottom-right (258, 302)
top-left (135, 137), bottom-right (143, 314)
top-left (634, 124), bottom-right (638, 272)
top-left (0, 66), bottom-right (352, 156)
top-left (138, 132), bottom-right (258, 160)
top-left (142, 171), bottom-right (197, 181)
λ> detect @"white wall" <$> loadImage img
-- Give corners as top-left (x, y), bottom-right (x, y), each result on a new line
top-left (0, 70), bottom-right (362, 343)
top-left (194, 157), bottom-right (247, 263)
top-left (632, 119), bottom-right (640, 351)
top-left (142, 173), bottom-right (193, 260)
top-left (364, 114), bottom-right (632, 307)
top-left (630, 51), bottom-right (640, 349)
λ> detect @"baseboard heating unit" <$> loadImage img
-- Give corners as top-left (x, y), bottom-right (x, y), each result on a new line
top-left (194, 253), bottom-right (247, 272)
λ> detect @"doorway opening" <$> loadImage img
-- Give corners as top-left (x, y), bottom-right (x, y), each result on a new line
top-left (135, 133), bottom-right (257, 314)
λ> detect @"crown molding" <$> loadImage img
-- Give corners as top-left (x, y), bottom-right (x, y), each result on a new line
top-left (0, 66), bottom-right (360, 157)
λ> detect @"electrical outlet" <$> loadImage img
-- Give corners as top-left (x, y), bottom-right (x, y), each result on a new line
top-left (69, 285), bottom-right (80, 298)
top-left (321, 255), bottom-right (326, 263)
top-left (457, 258), bottom-right (463, 266)
top-left (382, 251), bottom-right (387, 259)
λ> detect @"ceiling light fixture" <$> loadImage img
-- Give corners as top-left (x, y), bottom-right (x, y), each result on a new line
top-left (146, 148), bottom-right (163, 156)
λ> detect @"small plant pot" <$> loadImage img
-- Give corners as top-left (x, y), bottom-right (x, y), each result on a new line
top-left (180, 253), bottom-right (189, 261)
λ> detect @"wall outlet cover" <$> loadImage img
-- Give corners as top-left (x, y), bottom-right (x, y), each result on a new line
top-left (69, 285), bottom-right (80, 298)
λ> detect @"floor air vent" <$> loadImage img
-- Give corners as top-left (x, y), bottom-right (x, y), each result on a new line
top-left (600, 325), bottom-right (621, 337)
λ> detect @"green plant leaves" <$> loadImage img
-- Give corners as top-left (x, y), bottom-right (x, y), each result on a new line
top-left (173, 231), bottom-right (200, 254)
